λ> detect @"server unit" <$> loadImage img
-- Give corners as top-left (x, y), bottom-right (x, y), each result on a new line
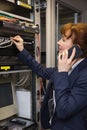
top-left (0, 20), bottom-right (38, 71)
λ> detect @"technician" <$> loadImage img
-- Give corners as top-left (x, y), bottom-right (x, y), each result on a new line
top-left (12, 23), bottom-right (87, 130)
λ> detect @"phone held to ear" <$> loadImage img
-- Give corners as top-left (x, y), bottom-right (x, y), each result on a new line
top-left (68, 45), bottom-right (83, 59)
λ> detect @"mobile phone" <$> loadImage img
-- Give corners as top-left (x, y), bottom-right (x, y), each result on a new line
top-left (68, 45), bottom-right (83, 59)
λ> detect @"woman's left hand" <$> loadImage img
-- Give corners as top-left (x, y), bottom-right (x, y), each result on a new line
top-left (58, 48), bottom-right (76, 72)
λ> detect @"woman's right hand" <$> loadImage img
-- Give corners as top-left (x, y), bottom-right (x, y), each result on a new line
top-left (11, 35), bottom-right (24, 52)
top-left (58, 48), bottom-right (76, 72)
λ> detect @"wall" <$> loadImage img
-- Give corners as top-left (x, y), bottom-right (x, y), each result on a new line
top-left (82, 10), bottom-right (87, 22)
top-left (59, 0), bottom-right (87, 23)
top-left (59, 0), bottom-right (87, 11)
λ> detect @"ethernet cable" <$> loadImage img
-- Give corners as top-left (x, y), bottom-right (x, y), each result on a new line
top-left (0, 39), bottom-right (13, 48)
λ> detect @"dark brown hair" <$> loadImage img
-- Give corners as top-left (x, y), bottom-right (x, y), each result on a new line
top-left (61, 23), bottom-right (87, 57)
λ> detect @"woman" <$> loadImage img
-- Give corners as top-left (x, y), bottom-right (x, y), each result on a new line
top-left (12, 23), bottom-right (87, 130)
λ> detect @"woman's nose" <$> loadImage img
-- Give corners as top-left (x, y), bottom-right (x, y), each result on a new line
top-left (57, 39), bottom-right (61, 45)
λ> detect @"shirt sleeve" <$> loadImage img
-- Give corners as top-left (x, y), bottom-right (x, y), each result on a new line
top-left (18, 49), bottom-right (56, 80)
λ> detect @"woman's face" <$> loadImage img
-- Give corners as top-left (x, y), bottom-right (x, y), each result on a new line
top-left (57, 30), bottom-right (74, 53)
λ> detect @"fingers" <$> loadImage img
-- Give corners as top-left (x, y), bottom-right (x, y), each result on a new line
top-left (69, 47), bottom-right (76, 61)
top-left (10, 35), bottom-right (24, 52)
top-left (58, 50), bottom-right (68, 61)
top-left (58, 47), bottom-right (76, 61)
top-left (11, 35), bottom-right (23, 44)
top-left (71, 59), bottom-right (77, 66)
top-left (58, 48), bottom-right (76, 72)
